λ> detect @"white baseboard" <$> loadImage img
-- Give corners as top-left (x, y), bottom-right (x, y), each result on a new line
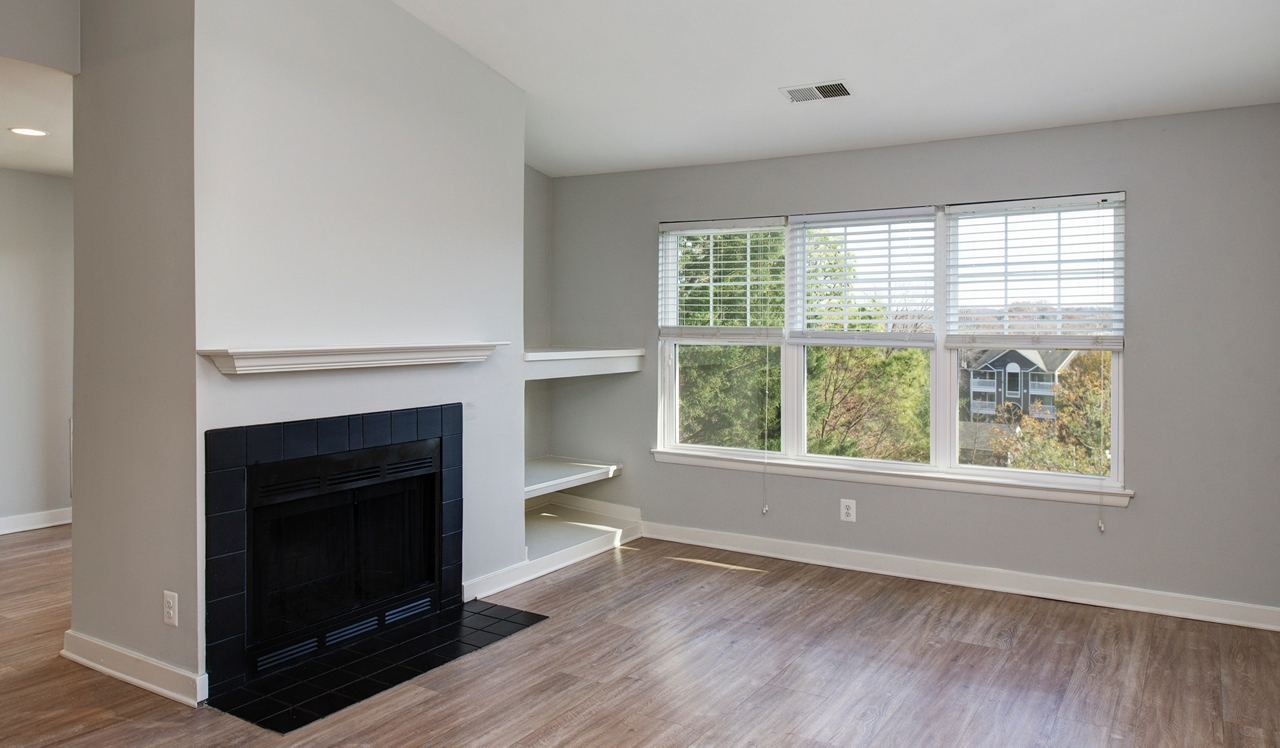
top-left (642, 522), bottom-right (1280, 632)
top-left (464, 521), bottom-right (643, 601)
top-left (61, 630), bottom-right (207, 706)
top-left (0, 507), bottom-right (71, 536)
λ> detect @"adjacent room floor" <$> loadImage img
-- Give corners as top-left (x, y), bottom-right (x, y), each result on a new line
top-left (2, 523), bottom-right (1276, 746)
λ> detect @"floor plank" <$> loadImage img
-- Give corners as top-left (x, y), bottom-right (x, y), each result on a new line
top-left (1221, 624), bottom-right (1280, 736)
top-left (1130, 617), bottom-right (1225, 747)
top-left (1054, 607), bottom-right (1156, 730)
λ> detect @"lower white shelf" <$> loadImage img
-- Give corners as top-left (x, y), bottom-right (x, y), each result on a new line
top-left (525, 455), bottom-right (621, 500)
top-left (525, 498), bottom-right (641, 562)
top-left (462, 493), bottom-right (642, 599)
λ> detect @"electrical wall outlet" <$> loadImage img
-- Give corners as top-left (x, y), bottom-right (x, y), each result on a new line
top-left (163, 590), bottom-right (178, 627)
top-left (840, 499), bottom-right (856, 522)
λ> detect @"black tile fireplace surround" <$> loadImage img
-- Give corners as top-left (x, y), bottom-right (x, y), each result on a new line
top-left (204, 405), bottom-right (467, 698)
top-left (205, 404), bottom-right (548, 733)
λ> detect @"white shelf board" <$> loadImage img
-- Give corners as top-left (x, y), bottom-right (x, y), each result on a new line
top-left (524, 346), bottom-right (644, 380)
top-left (198, 342), bottom-right (508, 375)
top-left (525, 455), bottom-right (621, 499)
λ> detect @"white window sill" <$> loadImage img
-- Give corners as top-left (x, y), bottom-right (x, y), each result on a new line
top-left (651, 447), bottom-right (1132, 507)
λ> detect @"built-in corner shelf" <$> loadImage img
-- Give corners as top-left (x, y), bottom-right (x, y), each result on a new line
top-left (524, 346), bottom-right (645, 380)
top-left (525, 455), bottom-right (621, 500)
top-left (198, 342), bottom-right (509, 375)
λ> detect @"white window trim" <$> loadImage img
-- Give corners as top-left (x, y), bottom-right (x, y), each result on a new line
top-left (656, 198), bottom-right (1130, 507)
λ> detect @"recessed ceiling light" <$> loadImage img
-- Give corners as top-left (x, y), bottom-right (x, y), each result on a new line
top-left (9, 127), bottom-right (47, 137)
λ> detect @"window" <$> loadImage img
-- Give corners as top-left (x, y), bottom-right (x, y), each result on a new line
top-left (794, 209), bottom-right (935, 464)
top-left (657, 194), bottom-right (1128, 505)
top-left (659, 220), bottom-right (786, 453)
top-left (1005, 364), bottom-right (1020, 397)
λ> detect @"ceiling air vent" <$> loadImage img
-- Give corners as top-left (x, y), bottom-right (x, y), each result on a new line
top-left (782, 81), bottom-right (851, 104)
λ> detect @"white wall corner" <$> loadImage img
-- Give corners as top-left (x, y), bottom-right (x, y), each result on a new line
top-left (640, 521), bottom-right (1280, 633)
top-left (61, 630), bottom-right (207, 707)
top-left (0, 507), bottom-right (71, 536)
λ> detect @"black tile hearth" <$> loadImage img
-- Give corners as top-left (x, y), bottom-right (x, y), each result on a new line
top-left (208, 601), bottom-right (547, 735)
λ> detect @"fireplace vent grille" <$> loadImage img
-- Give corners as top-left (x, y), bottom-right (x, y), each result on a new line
top-left (385, 597), bottom-right (433, 624)
top-left (387, 457), bottom-right (434, 477)
top-left (256, 638), bottom-right (318, 670)
top-left (325, 617), bottom-right (379, 645)
top-left (328, 466), bottom-right (382, 487)
top-left (258, 477), bottom-right (323, 499)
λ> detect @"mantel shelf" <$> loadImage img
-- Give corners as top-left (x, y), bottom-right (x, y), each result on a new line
top-left (524, 346), bottom-right (645, 380)
top-left (525, 456), bottom-right (621, 499)
top-left (198, 342), bottom-right (509, 375)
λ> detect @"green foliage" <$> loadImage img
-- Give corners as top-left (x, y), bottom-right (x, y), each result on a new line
top-left (677, 230), bottom-right (785, 327)
top-left (678, 345), bottom-right (781, 451)
top-left (990, 351), bottom-right (1112, 476)
top-left (806, 346), bottom-right (931, 463)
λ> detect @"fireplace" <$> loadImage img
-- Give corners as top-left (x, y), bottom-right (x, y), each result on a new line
top-left (204, 406), bottom-right (547, 734)
top-left (204, 404), bottom-right (464, 696)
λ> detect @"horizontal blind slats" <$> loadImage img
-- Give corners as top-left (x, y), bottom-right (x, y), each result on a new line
top-left (947, 197), bottom-right (1124, 341)
top-left (659, 225), bottom-right (787, 328)
top-left (794, 215), bottom-right (936, 337)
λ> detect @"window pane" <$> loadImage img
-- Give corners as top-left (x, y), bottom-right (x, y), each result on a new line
top-left (802, 217), bottom-right (935, 334)
top-left (675, 229), bottom-right (785, 327)
top-left (948, 202), bottom-right (1124, 338)
top-left (806, 346), bottom-right (931, 463)
top-left (958, 349), bottom-right (1111, 477)
top-left (678, 344), bottom-right (780, 451)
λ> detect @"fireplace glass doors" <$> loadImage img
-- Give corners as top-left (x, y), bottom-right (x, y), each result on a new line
top-left (242, 436), bottom-right (443, 673)
top-left (250, 474), bottom-right (436, 644)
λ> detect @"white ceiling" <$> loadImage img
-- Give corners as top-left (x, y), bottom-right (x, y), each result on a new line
top-left (393, 0), bottom-right (1280, 177)
top-left (0, 54), bottom-right (72, 177)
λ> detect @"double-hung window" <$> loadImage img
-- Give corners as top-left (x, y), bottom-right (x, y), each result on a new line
top-left (657, 193), bottom-right (1130, 505)
top-left (658, 219), bottom-right (786, 452)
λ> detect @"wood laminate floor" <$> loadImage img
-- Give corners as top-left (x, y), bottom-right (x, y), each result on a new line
top-left (1, 524), bottom-right (1277, 746)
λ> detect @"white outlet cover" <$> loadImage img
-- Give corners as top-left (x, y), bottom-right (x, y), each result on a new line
top-left (164, 590), bottom-right (178, 627)
top-left (841, 499), bottom-right (856, 522)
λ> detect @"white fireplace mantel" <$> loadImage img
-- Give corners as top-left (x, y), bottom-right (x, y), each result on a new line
top-left (198, 342), bottom-right (510, 375)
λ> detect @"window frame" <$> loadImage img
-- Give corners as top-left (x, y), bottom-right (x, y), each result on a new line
top-left (654, 198), bottom-right (1130, 507)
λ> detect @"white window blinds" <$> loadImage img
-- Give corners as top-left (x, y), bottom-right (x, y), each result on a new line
top-left (659, 220), bottom-right (786, 333)
top-left (790, 208), bottom-right (936, 346)
top-left (946, 193), bottom-right (1125, 350)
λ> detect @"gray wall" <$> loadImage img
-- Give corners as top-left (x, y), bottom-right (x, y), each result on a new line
top-left (73, 0), bottom-right (198, 668)
top-left (0, 168), bottom-right (72, 522)
top-left (547, 104), bottom-right (1280, 609)
top-left (525, 165), bottom-right (553, 459)
top-left (0, 0), bottom-right (79, 73)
